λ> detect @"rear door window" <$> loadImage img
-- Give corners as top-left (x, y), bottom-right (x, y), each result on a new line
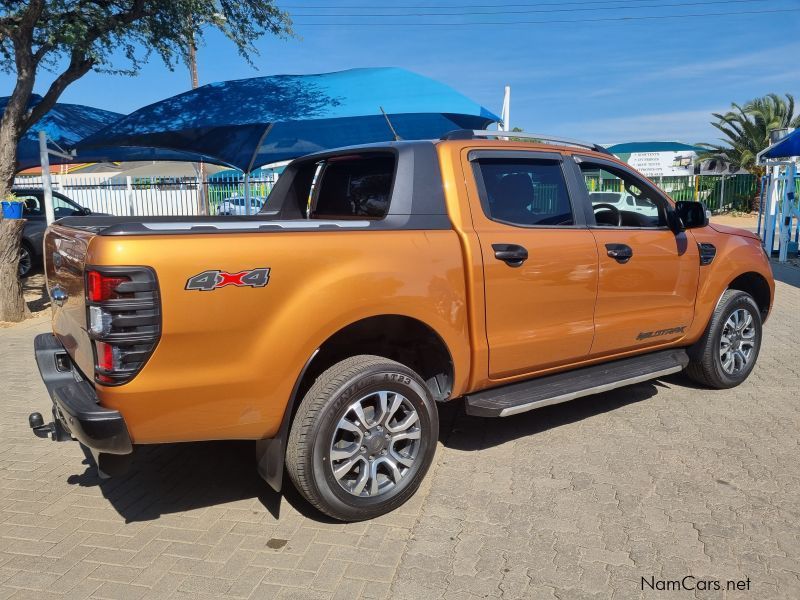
top-left (15, 194), bottom-right (43, 217)
top-left (472, 158), bottom-right (575, 227)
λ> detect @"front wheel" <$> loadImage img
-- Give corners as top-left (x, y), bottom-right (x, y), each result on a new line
top-left (686, 289), bottom-right (763, 389)
top-left (286, 355), bottom-right (438, 521)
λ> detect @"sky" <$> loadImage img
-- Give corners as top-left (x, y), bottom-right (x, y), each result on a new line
top-left (3, 0), bottom-right (800, 146)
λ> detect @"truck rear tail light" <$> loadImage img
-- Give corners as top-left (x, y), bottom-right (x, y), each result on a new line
top-left (88, 306), bottom-right (112, 336)
top-left (96, 341), bottom-right (120, 371)
top-left (85, 267), bottom-right (161, 386)
top-left (87, 271), bottom-right (131, 302)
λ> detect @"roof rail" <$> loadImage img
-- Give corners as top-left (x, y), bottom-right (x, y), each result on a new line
top-left (441, 129), bottom-right (613, 156)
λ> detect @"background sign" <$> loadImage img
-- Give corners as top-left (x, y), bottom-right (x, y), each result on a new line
top-left (621, 151), bottom-right (696, 177)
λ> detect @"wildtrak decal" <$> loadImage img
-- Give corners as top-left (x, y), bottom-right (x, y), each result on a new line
top-left (636, 326), bottom-right (686, 340)
top-left (185, 268), bottom-right (270, 291)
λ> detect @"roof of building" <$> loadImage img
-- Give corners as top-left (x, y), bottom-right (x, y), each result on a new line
top-left (606, 141), bottom-right (707, 154)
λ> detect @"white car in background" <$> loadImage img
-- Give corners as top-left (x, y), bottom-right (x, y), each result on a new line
top-left (589, 191), bottom-right (659, 217)
top-left (217, 196), bottom-right (265, 216)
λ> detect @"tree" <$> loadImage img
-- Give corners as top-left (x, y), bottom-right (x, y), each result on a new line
top-left (0, 1), bottom-right (292, 321)
top-left (697, 93), bottom-right (800, 210)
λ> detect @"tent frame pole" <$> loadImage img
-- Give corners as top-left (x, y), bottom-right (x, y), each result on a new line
top-left (778, 161), bottom-right (797, 263)
top-left (244, 172), bottom-right (251, 216)
top-left (38, 131), bottom-right (56, 226)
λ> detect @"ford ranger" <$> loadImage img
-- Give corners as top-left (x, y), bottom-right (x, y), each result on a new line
top-left (29, 131), bottom-right (774, 521)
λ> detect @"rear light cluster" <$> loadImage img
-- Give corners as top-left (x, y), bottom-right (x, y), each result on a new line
top-left (85, 267), bottom-right (161, 385)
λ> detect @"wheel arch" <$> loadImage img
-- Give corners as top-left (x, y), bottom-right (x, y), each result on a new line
top-left (257, 313), bottom-right (455, 493)
top-left (727, 271), bottom-right (772, 321)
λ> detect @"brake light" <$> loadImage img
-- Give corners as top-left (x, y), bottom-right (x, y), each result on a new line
top-left (96, 341), bottom-right (119, 370)
top-left (85, 267), bottom-right (161, 386)
top-left (87, 271), bottom-right (130, 302)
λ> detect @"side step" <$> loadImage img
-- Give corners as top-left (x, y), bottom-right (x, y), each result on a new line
top-left (465, 349), bottom-right (689, 417)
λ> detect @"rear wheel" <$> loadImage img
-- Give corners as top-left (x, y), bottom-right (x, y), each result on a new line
top-left (686, 289), bottom-right (762, 389)
top-left (286, 355), bottom-right (438, 521)
top-left (19, 242), bottom-right (33, 277)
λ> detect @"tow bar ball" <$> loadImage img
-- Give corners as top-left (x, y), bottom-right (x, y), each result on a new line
top-left (29, 412), bottom-right (56, 439)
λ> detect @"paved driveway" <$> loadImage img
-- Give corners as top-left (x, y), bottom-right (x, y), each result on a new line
top-left (1, 272), bottom-right (799, 599)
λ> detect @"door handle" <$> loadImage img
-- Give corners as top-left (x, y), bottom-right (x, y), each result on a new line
top-left (606, 243), bottom-right (633, 263)
top-left (492, 243), bottom-right (528, 267)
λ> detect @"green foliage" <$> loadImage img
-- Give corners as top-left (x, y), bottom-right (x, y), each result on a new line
top-left (697, 93), bottom-right (800, 177)
top-left (0, 1), bottom-right (292, 77)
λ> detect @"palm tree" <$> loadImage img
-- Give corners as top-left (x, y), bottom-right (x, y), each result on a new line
top-left (697, 93), bottom-right (800, 210)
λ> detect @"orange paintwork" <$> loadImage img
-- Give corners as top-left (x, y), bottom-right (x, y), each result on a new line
top-left (46, 139), bottom-right (775, 446)
top-left (75, 229), bottom-right (471, 443)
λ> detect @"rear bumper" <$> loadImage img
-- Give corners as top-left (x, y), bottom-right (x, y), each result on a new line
top-left (34, 333), bottom-right (132, 455)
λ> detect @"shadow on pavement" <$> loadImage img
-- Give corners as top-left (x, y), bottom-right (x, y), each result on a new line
top-left (771, 261), bottom-right (800, 289)
top-left (63, 375), bottom-right (690, 523)
top-left (22, 268), bottom-right (50, 313)
top-left (441, 378), bottom-right (668, 452)
top-left (66, 439), bottom-right (338, 524)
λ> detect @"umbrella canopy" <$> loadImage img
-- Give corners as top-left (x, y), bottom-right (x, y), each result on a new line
top-left (1, 94), bottom-right (122, 171)
top-left (761, 128), bottom-right (800, 159)
top-left (77, 67), bottom-right (500, 172)
top-left (3, 94), bottom-right (227, 172)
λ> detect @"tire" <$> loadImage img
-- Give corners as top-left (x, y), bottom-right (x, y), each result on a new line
top-left (286, 355), bottom-right (438, 521)
top-left (19, 242), bottom-right (33, 278)
top-left (686, 289), bottom-right (763, 389)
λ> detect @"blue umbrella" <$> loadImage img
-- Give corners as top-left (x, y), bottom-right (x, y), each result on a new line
top-left (78, 67), bottom-right (500, 172)
top-left (1, 94), bottom-right (122, 171)
top-left (2, 94), bottom-right (232, 171)
top-left (761, 127), bottom-right (800, 159)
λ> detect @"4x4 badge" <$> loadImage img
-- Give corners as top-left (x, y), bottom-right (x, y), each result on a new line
top-left (185, 268), bottom-right (270, 291)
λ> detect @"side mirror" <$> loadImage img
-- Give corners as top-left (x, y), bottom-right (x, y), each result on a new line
top-left (674, 201), bottom-right (709, 229)
top-left (83, 207), bottom-right (92, 215)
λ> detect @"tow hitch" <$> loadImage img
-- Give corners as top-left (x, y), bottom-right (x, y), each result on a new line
top-left (28, 411), bottom-right (71, 441)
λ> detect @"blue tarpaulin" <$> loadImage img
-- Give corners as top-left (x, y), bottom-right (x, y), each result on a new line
top-left (78, 67), bottom-right (500, 172)
top-left (1, 94), bottom-right (122, 171)
top-left (2, 94), bottom-right (223, 171)
top-left (762, 128), bottom-right (800, 159)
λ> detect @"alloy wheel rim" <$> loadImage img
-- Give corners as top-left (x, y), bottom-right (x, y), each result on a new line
top-left (720, 308), bottom-right (756, 375)
top-left (329, 390), bottom-right (421, 498)
top-left (18, 247), bottom-right (31, 276)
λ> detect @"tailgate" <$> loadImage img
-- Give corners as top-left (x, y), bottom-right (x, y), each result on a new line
top-left (44, 224), bottom-right (95, 377)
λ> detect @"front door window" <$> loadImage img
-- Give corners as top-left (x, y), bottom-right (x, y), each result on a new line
top-left (579, 162), bottom-right (668, 228)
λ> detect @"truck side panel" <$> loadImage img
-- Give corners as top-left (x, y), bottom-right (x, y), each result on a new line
top-left (90, 229), bottom-right (470, 444)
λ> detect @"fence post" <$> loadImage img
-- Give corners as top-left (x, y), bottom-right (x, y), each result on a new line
top-left (126, 176), bottom-right (135, 216)
top-left (203, 177), bottom-right (211, 216)
top-left (719, 175), bottom-right (726, 210)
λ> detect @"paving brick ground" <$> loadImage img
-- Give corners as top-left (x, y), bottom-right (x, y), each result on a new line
top-left (1, 270), bottom-right (799, 599)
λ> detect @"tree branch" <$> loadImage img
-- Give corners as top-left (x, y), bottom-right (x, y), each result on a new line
top-left (24, 51), bottom-right (95, 129)
top-left (21, 0), bottom-right (150, 130)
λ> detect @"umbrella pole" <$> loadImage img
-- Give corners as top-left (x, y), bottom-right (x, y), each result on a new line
top-left (38, 131), bottom-right (56, 226)
top-left (244, 172), bottom-right (251, 216)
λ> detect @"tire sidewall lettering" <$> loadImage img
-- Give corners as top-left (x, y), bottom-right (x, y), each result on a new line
top-left (712, 295), bottom-right (762, 385)
top-left (310, 366), bottom-right (436, 514)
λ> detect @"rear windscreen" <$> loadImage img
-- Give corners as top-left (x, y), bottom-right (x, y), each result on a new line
top-left (312, 155), bottom-right (395, 219)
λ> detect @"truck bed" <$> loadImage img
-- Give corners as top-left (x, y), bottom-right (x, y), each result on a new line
top-left (55, 213), bottom-right (379, 236)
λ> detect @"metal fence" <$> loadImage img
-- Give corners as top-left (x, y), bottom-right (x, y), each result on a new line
top-left (13, 173), bottom-right (276, 217)
top-left (15, 171), bottom-right (775, 217)
top-left (588, 174), bottom-right (759, 213)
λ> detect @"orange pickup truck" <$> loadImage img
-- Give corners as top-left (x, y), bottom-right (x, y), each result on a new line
top-left (30, 131), bottom-right (774, 521)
